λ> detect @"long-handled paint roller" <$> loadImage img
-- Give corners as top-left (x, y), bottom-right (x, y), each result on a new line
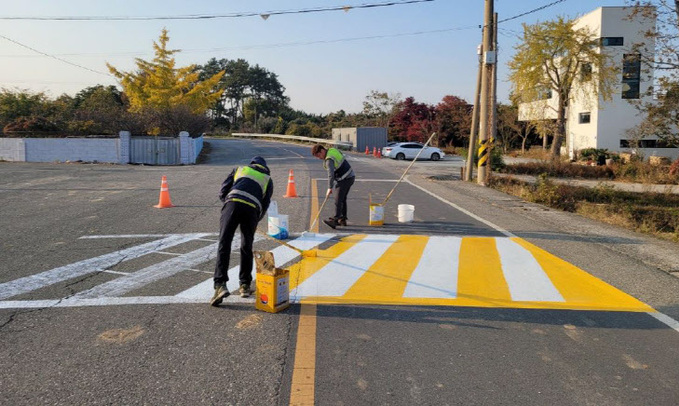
top-left (257, 230), bottom-right (318, 258)
top-left (307, 193), bottom-right (330, 234)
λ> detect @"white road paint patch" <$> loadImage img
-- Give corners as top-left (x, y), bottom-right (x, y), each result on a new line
top-left (291, 234), bottom-right (399, 299)
top-left (403, 236), bottom-right (460, 299)
top-left (647, 312), bottom-right (679, 333)
top-left (495, 238), bottom-right (564, 302)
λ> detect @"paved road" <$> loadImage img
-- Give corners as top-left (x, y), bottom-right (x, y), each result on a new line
top-left (1, 138), bottom-right (678, 405)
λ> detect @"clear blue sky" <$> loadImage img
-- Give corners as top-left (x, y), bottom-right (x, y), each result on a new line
top-left (0, 0), bottom-right (628, 114)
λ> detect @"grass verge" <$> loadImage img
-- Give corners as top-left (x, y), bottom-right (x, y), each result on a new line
top-left (489, 174), bottom-right (679, 243)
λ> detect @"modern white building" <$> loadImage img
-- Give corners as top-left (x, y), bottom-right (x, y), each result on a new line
top-left (519, 6), bottom-right (678, 160)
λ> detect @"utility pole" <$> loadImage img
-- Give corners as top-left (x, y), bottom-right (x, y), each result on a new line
top-left (477, 0), bottom-right (495, 186)
top-left (490, 12), bottom-right (498, 168)
top-left (465, 43), bottom-right (483, 182)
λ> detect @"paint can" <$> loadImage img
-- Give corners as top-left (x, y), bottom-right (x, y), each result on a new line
top-left (268, 214), bottom-right (289, 239)
top-left (397, 204), bottom-right (415, 223)
top-left (368, 194), bottom-right (384, 226)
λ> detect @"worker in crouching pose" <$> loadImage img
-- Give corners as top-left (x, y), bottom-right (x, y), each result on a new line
top-left (211, 156), bottom-right (273, 306)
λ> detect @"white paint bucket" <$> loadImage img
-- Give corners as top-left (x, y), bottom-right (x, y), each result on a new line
top-left (268, 200), bottom-right (278, 217)
top-left (268, 214), bottom-right (289, 239)
top-left (397, 204), bottom-right (415, 223)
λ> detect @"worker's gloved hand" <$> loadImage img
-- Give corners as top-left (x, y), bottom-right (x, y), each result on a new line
top-left (326, 188), bottom-right (332, 197)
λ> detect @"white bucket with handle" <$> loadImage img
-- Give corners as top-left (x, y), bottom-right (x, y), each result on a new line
top-left (397, 204), bottom-right (414, 223)
top-left (268, 214), bottom-right (289, 239)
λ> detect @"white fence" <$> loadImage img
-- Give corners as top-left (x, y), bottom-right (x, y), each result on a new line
top-left (0, 131), bottom-right (203, 165)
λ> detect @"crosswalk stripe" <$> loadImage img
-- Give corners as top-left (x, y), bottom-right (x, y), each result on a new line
top-left (0, 233), bottom-right (212, 300)
top-left (496, 238), bottom-right (564, 302)
top-left (457, 237), bottom-right (511, 304)
top-left (403, 236), bottom-right (461, 299)
top-left (291, 234), bottom-right (400, 299)
top-left (343, 235), bottom-right (428, 300)
top-left (175, 233), bottom-right (334, 300)
top-left (289, 234), bottom-right (366, 291)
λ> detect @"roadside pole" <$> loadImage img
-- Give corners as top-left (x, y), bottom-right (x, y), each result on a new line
top-left (465, 43), bottom-right (483, 182)
top-left (489, 12), bottom-right (498, 179)
top-left (477, 0), bottom-right (494, 186)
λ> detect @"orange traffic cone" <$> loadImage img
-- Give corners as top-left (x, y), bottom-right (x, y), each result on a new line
top-left (283, 169), bottom-right (298, 198)
top-left (154, 175), bottom-right (174, 208)
top-left (377, 148), bottom-right (382, 158)
top-left (365, 145), bottom-right (370, 155)
top-left (373, 147), bottom-right (378, 157)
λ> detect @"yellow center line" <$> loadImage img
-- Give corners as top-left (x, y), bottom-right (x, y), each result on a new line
top-left (309, 178), bottom-right (319, 233)
top-left (289, 304), bottom-right (317, 406)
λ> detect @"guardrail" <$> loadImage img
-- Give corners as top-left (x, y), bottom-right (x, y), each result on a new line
top-left (230, 133), bottom-right (353, 150)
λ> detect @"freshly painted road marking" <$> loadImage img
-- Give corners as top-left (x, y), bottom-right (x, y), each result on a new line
top-left (403, 236), bottom-right (461, 299)
top-left (0, 232), bottom-right (661, 314)
top-left (290, 234), bottom-right (399, 299)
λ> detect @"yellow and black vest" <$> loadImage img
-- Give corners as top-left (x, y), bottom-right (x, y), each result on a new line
top-left (226, 164), bottom-right (271, 213)
top-left (323, 148), bottom-right (353, 181)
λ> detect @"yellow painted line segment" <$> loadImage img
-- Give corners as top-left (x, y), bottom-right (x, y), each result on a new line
top-left (457, 237), bottom-right (511, 304)
top-left (288, 234), bottom-right (367, 291)
top-left (342, 235), bottom-right (429, 300)
top-left (309, 178), bottom-right (319, 233)
top-left (512, 238), bottom-right (654, 312)
top-left (289, 304), bottom-right (317, 406)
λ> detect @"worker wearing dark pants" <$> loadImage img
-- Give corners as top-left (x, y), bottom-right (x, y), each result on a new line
top-left (311, 144), bottom-right (355, 229)
top-left (211, 156), bottom-right (273, 306)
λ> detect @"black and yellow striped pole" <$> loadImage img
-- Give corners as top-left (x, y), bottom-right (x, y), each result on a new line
top-left (477, 0), bottom-right (494, 186)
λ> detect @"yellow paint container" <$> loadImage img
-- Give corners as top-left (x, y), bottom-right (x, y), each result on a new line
top-left (254, 250), bottom-right (290, 313)
top-left (368, 194), bottom-right (384, 226)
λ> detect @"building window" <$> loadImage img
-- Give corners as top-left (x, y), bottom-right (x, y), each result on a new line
top-left (536, 86), bottom-right (552, 100)
top-left (579, 112), bottom-right (591, 124)
top-left (580, 63), bottom-right (592, 81)
top-left (601, 37), bottom-right (624, 46)
top-left (622, 54), bottom-right (641, 99)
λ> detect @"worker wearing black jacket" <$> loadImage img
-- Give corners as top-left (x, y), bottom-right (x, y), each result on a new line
top-left (211, 156), bottom-right (274, 306)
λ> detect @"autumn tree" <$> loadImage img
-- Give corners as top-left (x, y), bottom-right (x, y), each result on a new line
top-left (435, 95), bottom-right (472, 147)
top-left (389, 97), bottom-right (436, 143)
top-left (107, 29), bottom-right (224, 116)
top-left (508, 16), bottom-right (618, 157)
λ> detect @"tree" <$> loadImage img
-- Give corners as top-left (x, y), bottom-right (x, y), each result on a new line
top-left (626, 1), bottom-right (679, 146)
top-left (496, 103), bottom-right (537, 153)
top-left (389, 97), bottom-right (436, 143)
top-left (435, 95), bottom-right (472, 147)
top-left (362, 90), bottom-right (402, 129)
top-left (107, 29), bottom-right (224, 115)
top-left (508, 16), bottom-right (618, 157)
top-left (0, 89), bottom-right (51, 128)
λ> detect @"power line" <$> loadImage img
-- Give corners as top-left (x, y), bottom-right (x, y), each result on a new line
top-left (0, 33), bottom-right (111, 76)
top-left (498, 0), bottom-right (567, 24)
top-left (0, 0), bottom-right (434, 21)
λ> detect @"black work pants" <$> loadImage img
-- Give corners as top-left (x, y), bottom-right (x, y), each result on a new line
top-left (334, 176), bottom-right (355, 220)
top-left (214, 201), bottom-right (259, 287)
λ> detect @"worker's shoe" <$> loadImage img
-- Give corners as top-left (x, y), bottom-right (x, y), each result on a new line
top-left (337, 218), bottom-right (347, 226)
top-left (239, 283), bottom-right (252, 298)
top-left (323, 217), bottom-right (338, 229)
top-left (210, 284), bottom-right (230, 306)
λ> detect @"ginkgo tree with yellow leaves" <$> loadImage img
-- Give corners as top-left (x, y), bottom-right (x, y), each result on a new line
top-left (107, 28), bottom-right (224, 134)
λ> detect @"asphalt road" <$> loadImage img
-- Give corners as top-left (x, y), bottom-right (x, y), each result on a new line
top-left (1, 138), bottom-right (678, 405)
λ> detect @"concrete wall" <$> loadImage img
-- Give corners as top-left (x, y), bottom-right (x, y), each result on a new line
top-left (0, 138), bottom-right (25, 161)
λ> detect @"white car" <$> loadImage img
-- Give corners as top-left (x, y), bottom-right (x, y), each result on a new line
top-left (382, 142), bottom-right (445, 161)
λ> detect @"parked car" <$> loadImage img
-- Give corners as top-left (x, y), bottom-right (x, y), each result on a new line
top-left (382, 142), bottom-right (445, 161)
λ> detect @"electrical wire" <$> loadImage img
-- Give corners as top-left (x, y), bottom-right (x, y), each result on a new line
top-left (0, 0), bottom-right (434, 21)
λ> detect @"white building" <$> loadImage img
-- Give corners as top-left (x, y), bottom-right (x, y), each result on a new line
top-left (519, 6), bottom-right (678, 160)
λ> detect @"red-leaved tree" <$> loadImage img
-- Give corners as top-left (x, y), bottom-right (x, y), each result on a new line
top-left (389, 97), bottom-right (436, 143)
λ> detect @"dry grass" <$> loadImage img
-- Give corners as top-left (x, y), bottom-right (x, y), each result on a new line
top-left (489, 175), bottom-right (679, 242)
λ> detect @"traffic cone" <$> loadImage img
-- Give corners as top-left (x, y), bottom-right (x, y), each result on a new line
top-left (283, 169), bottom-right (298, 198)
top-left (365, 145), bottom-right (370, 155)
top-left (373, 147), bottom-right (377, 157)
top-left (154, 175), bottom-right (174, 208)
top-left (377, 148), bottom-right (382, 159)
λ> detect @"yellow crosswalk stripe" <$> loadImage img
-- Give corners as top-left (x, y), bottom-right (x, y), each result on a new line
top-left (288, 234), bottom-right (367, 291)
top-left (342, 235), bottom-right (428, 301)
top-left (457, 237), bottom-right (511, 305)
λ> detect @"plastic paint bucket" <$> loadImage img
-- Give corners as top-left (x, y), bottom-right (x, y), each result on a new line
top-left (268, 214), bottom-right (289, 239)
top-left (397, 204), bottom-right (415, 223)
top-left (369, 203), bottom-right (384, 226)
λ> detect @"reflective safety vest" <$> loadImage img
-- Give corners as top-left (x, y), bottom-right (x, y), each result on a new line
top-left (226, 165), bottom-right (271, 213)
top-left (323, 148), bottom-right (353, 181)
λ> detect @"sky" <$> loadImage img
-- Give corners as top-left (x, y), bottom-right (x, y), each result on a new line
top-left (0, 0), bottom-right (630, 115)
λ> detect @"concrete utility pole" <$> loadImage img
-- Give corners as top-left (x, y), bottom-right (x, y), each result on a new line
top-left (465, 43), bottom-right (483, 182)
top-left (477, 0), bottom-right (495, 186)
